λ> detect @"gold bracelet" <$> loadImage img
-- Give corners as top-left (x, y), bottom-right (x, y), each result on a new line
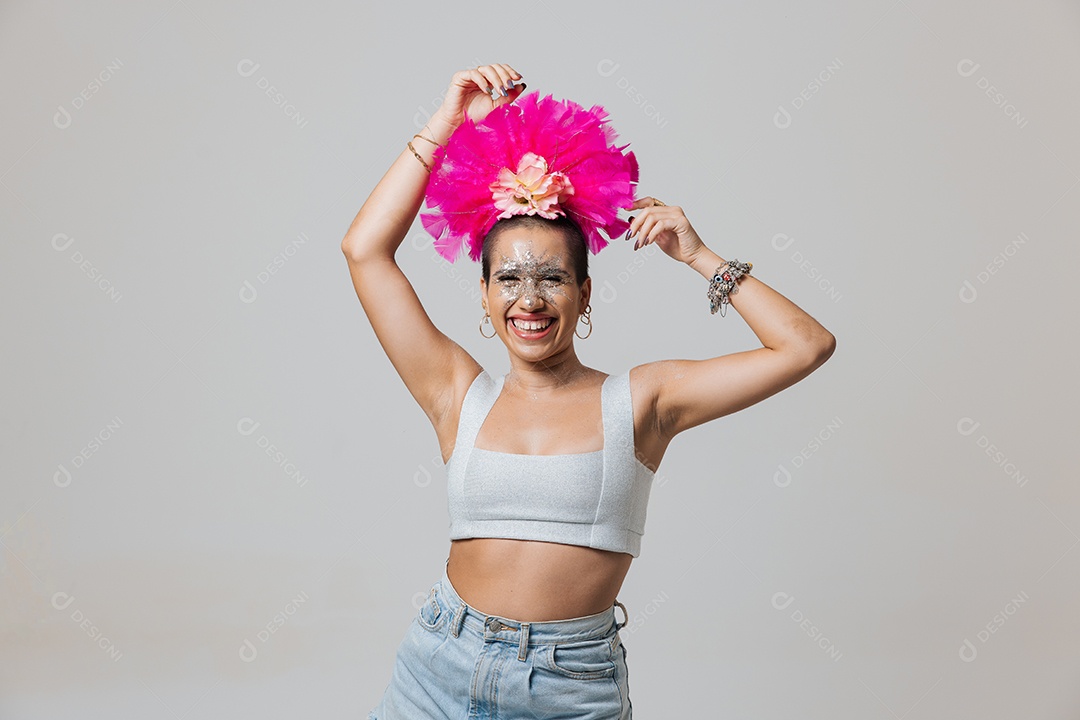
top-left (407, 140), bottom-right (432, 173)
top-left (412, 131), bottom-right (441, 147)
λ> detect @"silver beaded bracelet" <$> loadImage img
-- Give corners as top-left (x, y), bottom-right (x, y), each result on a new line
top-left (707, 259), bottom-right (752, 316)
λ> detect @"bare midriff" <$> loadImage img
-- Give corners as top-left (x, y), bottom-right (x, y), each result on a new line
top-left (447, 537), bottom-right (633, 622)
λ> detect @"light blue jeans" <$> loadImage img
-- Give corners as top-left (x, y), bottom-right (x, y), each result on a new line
top-left (368, 558), bottom-right (633, 719)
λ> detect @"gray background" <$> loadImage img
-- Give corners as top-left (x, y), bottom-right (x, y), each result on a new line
top-left (2, 0), bottom-right (1077, 717)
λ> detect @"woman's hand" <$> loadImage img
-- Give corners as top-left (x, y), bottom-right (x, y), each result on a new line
top-left (625, 197), bottom-right (707, 266)
top-left (428, 64), bottom-right (526, 139)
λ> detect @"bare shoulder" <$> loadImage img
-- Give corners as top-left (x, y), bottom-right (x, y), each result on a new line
top-left (429, 352), bottom-right (485, 464)
top-left (627, 362), bottom-right (676, 471)
top-left (626, 358), bottom-right (699, 440)
top-left (628, 360), bottom-right (683, 425)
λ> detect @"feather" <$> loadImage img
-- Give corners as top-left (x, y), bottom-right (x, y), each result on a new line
top-left (421, 91), bottom-right (638, 263)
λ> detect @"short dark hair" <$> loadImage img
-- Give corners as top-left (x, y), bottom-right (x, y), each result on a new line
top-left (481, 214), bottom-right (589, 287)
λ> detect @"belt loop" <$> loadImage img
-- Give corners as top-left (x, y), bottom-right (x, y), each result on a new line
top-left (450, 601), bottom-right (466, 638)
top-left (613, 600), bottom-right (628, 632)
top-left (518, 622), bottom-right (530, 661)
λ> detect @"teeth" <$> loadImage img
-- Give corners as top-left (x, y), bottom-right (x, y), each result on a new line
top-left (511, 317), bottom-right (554, 331)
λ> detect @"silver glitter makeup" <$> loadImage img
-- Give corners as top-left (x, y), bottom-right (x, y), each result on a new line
top-left (492, 246), bottom-right (574, 310)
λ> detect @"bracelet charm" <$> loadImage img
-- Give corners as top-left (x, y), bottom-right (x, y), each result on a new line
top-left (707, 258), bottom-right (752, 316)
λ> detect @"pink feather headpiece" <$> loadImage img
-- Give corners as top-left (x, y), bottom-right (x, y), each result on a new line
top-left (420, 91), bottom-right (639, 263)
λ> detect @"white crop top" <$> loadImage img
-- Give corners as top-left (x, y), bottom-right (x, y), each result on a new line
top-left (444, 368), bottom-right (656, 557)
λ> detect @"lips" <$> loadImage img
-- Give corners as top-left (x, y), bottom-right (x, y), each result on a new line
top-left (507, 315), bottom-right (557, 340)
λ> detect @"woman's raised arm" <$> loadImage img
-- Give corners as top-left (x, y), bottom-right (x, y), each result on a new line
top-left (624, 198), bottom-right (836, 441)
top-left (340, 65), bottom-right (525, 428)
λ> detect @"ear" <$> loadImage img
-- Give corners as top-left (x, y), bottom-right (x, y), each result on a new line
top-left (581, 276), bottom-right (592, 309)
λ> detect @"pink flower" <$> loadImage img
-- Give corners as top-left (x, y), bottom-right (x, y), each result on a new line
top-left (489, 151), bottom-right (575, 219)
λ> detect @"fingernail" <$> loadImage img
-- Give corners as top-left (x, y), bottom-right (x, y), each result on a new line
top-left (507, 79), bottom-right (514, 89)
top-left (500, 86), bottom-right (507, 97)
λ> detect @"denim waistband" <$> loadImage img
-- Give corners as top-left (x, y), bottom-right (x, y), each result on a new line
top-left (439, 558), bottom-right (628, 646)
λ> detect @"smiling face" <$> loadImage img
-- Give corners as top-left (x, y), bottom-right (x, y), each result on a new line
top-left (480, 226), bottom-right (591, 358)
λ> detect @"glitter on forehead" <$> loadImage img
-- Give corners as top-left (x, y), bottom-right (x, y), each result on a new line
top-left (495, 246), bottom-right (569, 274)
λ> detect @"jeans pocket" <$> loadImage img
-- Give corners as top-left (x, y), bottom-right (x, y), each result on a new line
top-left (543, 636), bottom-right (616, 680)
top-left (416, 584), bottom-right (446, 632)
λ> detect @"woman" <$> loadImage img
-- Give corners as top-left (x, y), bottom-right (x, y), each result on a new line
top-left (343, 63), bottom-right (835, 719)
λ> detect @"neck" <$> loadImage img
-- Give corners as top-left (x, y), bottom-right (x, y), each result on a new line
top-left (504, 347), bottom-right (590, 392)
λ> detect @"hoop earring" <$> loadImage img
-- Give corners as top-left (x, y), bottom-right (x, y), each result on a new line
top-left (575, 304), bottom-right (593, 339)
top-left (479, 311), bottom-right (497, 339)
